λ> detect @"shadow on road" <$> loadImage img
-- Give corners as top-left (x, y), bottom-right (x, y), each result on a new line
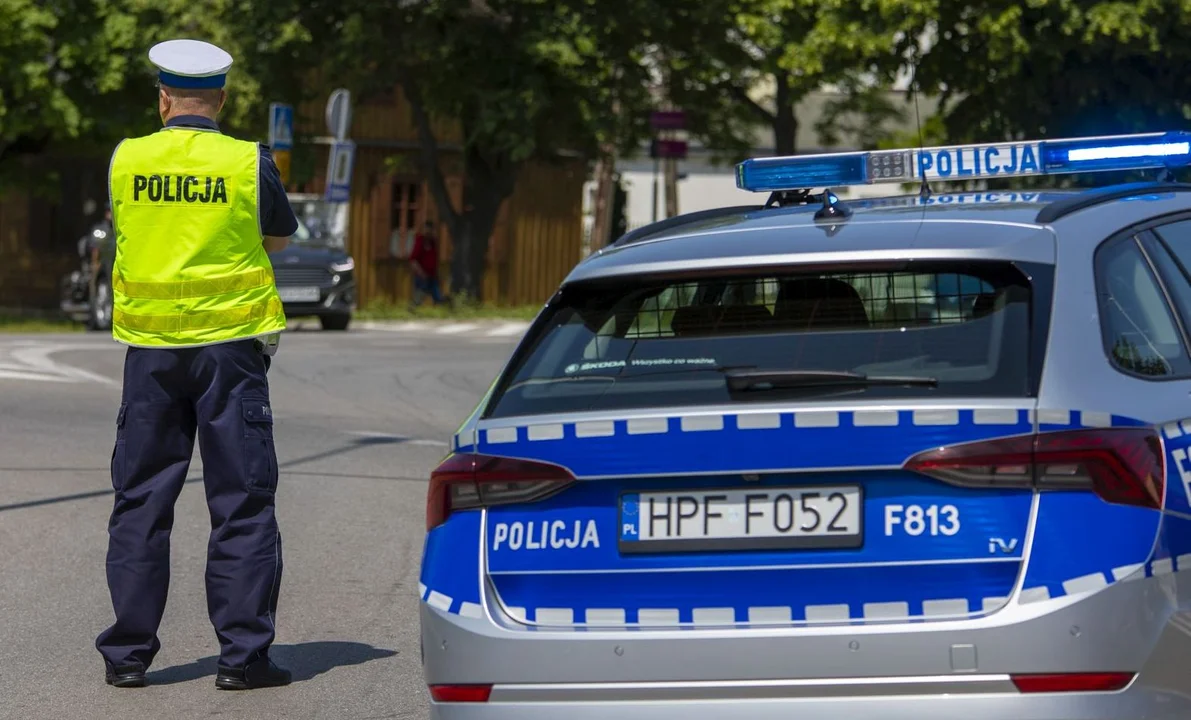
top-left (0, 436), bottom-right (424, 513)
top-left (145, 641), bottom-right (399, 685)
top-left (279, 435), bottom-right (411, 470)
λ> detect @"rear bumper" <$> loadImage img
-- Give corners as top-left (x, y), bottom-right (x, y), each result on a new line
top-left (421, 572), bottom-right (1191, 714)
top-left (430, 684), bottom-right (1191, 720)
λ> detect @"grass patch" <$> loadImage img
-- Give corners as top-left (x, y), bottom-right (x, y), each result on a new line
top-left (355, 299), bottom-right (541, 322)
top-left (0, 314), bottom-right (85, 333)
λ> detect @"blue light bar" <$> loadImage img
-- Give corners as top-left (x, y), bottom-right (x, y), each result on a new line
top-left (735, 131), bottom-right (1191, 193)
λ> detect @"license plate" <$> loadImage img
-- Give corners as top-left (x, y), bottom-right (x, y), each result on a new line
top-left (618, 486), bottom-right (863, 553)
top-left (278, 286), bottom-right (320, 302)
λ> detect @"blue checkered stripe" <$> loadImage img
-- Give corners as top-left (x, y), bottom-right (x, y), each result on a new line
top-left (1016, 410), bottom-right (1174, 606)
top-left (483, 562), bottom-right (1023, 627)
top-left (456, 407), bottom-right (1133, 476)
top-left (424, 407), bottom-right (1174, 625)
top-left (419, 512), bottom-right (484, 619)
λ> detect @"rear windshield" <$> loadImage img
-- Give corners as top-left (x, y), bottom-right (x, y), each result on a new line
top-left (486, 262), bottom-right (1039, 419)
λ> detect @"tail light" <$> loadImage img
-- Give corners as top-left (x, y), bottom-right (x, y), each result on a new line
top-left (904, 428), bottom-right (1164, 509)
top-left (1011, 672), bottom-right (1134, 693)
top-left (429, 684), bottom-right (493, 703)
top-left (426, 453), bottom-right (576, 530)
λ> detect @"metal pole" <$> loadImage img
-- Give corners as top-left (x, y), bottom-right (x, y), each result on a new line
top-left (652, 158), bottom-right (659, 223)
top-left (664, 153), bottom-right (678, 218)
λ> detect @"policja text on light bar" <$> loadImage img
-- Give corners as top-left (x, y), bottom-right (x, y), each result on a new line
top-left (735, 131), bottom-right (1191, 193)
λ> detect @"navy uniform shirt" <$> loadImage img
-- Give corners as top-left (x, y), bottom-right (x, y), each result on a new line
top-left (163, 114), bottom-right (299, 237)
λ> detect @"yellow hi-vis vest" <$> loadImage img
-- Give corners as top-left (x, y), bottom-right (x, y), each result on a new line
top-left (108, 127), bottom-right (286, 348)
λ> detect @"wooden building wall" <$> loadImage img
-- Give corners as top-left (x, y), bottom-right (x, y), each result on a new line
top-left (0, 87), bottom-right (587, 311)
top-left (0, 158), bottom-right (108, 309)
top-left (292, 87), bottom-right (586, 308)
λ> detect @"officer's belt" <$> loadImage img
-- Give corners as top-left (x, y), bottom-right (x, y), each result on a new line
top-left (113, 297), bottom-right (283, 332)
top-left (113, 267), bottom-right (274, 299)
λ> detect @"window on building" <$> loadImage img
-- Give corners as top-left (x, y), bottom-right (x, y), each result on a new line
top-left (384, 181), bottom-right (424, 258)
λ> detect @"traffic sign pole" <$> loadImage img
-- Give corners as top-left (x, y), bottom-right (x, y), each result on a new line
top-left (322, 89), bottom-right (354, 203)
top-left (325, 89), bottom-right (352, 141)
top-left (650, 110), bottom-right (686, 219)
top-left (324, 140), bottom-right (356, 203)
top-left (269, 102), bottom-right (294, 185)
top-left (273, 150), bottom-right (291, 185)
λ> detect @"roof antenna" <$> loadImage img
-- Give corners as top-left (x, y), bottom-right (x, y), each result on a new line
top-left (813, 188), bottom-right (852, 222)
top-left (910, 57), bottom-right (931, 200)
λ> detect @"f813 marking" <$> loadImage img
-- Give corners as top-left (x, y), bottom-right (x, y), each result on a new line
top-left (884, 504), bottom-right (961, 537)
top-left (1172, 447), bottom-right (1191, 508)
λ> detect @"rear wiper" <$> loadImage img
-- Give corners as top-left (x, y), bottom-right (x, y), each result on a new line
top-left (724, 369), bottom-right (939, 392)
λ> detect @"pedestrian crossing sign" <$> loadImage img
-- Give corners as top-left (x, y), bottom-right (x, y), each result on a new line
top-left (269, 103), bottom-right (293, 151)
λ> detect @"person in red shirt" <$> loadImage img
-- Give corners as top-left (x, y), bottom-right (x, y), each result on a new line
top-left (409, 220), bottom-right (444, 305)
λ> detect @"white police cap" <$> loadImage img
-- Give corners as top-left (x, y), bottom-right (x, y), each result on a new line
top-left (149, 39), bottom-right (233, 90)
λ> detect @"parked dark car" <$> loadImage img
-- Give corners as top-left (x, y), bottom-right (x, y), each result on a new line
top-left (269, 216), bottom-right (356, 331)
top-left (62, 212), bottom-right (356, 332)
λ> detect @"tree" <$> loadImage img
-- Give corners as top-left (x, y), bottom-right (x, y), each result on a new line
top-left (0, 0), bottom-right (318, 191)
top-left (0, 0), bottom-right (145, 189)
top-left (610, 172), bottom-right (628, 242)
top-left (906, 1), bottom-right (1191, 143)
top-left (665, 0), bottom-right (914, 161)
top-left (290, 0), bottom-right (658, 301)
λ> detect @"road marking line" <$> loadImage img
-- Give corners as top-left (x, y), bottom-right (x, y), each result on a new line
top-left (362, 321), bottom-right (424, 332)
top-left (0, 370), bottom-right (73, 383)
top-left (485, 322), bottom-right (529, 337)
top-left (434, 323), bottom-right (478, 334)
top-left (11, 345), bottom-right (117, 385)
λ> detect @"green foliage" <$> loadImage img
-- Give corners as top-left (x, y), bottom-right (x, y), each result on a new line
top-left (905, 0), bottom-right (1191, 142)
top-left (312, 0), bottom-right (659, 164)
top-left (277, 0), bottom-right (668, 297)
top-left (0, 0), bottom-right (139, 187)
top-left (814, 81), bottom-right (908, 151)
top-left (0, 0), bottom-right (325, 192)
top-left (666, 0), bottom-right (916, 160)
top-left (11, 0), bottom-right (1191, 245)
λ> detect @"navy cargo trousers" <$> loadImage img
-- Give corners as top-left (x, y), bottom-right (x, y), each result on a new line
top-left (95, 338), bottom-right (282, 672)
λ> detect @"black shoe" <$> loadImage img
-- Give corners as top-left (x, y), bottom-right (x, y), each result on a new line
top-left (215, 658), bottom-right (292, 690)
top-left (104, 662), bottom-right (146, 688)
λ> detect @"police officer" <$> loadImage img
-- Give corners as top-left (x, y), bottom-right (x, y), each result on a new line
top-left (96, 39), bottom-right (296, 691)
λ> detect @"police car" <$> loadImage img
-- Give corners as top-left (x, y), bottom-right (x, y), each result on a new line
top-left (418, 132), bottom-right (1191, 719)
top-left (269, 194), bottom-right (355, 331)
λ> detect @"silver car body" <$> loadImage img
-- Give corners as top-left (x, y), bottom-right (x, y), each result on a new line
top-left (419, 183), bottom-right (1191, 718)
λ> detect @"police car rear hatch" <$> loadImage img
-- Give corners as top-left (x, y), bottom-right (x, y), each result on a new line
top-left (434, 256), bottom-right (1160, 628)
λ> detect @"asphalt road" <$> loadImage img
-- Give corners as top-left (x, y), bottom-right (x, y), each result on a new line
top-left (0, 324), bottom-right (521, 719)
